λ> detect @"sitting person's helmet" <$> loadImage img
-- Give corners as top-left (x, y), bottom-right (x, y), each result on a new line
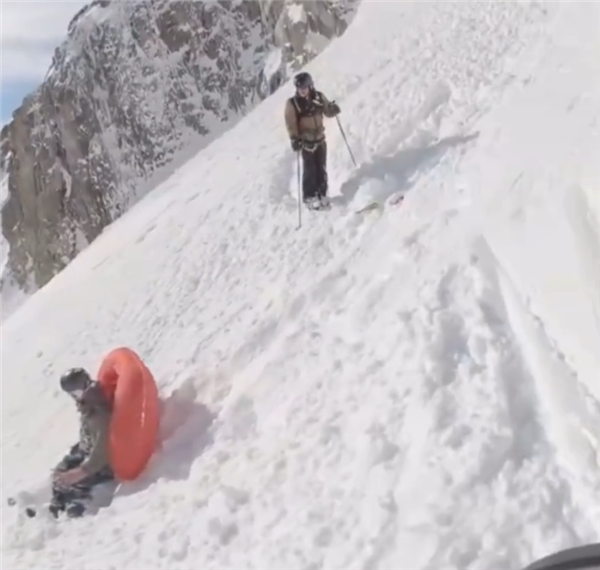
top-left (60, 368), bottom-right (93, 400)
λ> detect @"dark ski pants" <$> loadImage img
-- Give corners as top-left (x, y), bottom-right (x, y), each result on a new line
top-left (301, 141), bottom-right (328, 201)
top-left (50, 445), bottom-right (114, 518)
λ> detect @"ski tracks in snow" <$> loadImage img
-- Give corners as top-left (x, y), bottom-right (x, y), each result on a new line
top-left (205, 175), bottom-right (599, 570)
top-left (158, 209), bottom-right (597, 570)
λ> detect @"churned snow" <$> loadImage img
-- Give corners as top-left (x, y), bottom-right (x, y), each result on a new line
top-left (1, 2), bottom-right (599, 570)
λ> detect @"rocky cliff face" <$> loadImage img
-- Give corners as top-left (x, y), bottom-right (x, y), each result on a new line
top-left (0, 0), bottom-right (357, 295)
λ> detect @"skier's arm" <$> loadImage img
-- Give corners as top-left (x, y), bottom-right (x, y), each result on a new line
top-left (79, 410), bottom-right (111, 476)
top-left (320, 93), bottom-right (340, 118)
top-left (284, 99), bottom-right (299, 138)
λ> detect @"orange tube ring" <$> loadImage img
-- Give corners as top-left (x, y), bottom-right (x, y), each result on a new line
top-left (97, 347), bottom-right (159, 481)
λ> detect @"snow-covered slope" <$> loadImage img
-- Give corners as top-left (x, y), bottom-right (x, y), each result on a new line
top-left (2, 2), bottom-right (599, 569)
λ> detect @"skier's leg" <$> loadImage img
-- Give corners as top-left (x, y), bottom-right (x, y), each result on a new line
top-left (315, 141), bottom-right (329, 199)
top-left (49, 449), bottom-right (85, 517)
top-left (302, 147), bottom-right (318, 204)
top-left (60, 466), bottom-right (115, 519)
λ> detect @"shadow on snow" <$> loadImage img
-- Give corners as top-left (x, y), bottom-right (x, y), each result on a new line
top-left (331, 131), bottom-right (480, 208)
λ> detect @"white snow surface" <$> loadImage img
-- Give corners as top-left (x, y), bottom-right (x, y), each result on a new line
top-left (2, 2), bottom-right (600, 569)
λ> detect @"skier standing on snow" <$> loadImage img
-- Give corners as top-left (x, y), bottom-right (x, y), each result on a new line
top-left (284, 72), bottom-right (341, 210)
top-left (46, 368), bottom-right (115, 518)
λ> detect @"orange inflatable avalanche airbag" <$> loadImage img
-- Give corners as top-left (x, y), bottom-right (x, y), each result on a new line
top-left (97, 347), bottom-right (159, 481)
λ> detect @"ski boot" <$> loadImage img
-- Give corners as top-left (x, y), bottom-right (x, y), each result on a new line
top-left (318, 195), bottom-right (331, 209)
top-left (304, 196), bottom-right (322, 210)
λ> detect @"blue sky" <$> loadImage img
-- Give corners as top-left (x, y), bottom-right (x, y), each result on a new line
top-left (1, 1), bottom-right (88, 125)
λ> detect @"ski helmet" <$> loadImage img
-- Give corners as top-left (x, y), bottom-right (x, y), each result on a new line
top-left (60, 368), bottom-right (93, 399)
top-left (294, 72), bottom-right (314, 90)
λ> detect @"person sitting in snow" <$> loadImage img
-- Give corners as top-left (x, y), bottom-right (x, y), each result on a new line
top-left (47, 368), bottom-right (115, 518)
top-left (284, 71), bottom-right (341, 210)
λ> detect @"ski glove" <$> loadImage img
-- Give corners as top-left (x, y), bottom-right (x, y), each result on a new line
top-left (328, 101), bottom-right (341, 116)
top-left (291, 137), bottom-right (303, 152)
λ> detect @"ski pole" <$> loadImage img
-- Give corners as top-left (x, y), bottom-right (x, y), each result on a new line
top-left (335, 116), bottom-right (357, 167)
top-left (296, 151), bottom-right (302, 230)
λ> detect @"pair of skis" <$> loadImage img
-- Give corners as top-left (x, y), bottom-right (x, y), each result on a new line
top-left (354, 192), bottom-right (406, 215)
top-left (295, 193), bottom-right (404, 229)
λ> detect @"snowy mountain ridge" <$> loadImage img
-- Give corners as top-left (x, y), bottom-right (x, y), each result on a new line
top-left (0, 0), bottom-right (356, 312)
